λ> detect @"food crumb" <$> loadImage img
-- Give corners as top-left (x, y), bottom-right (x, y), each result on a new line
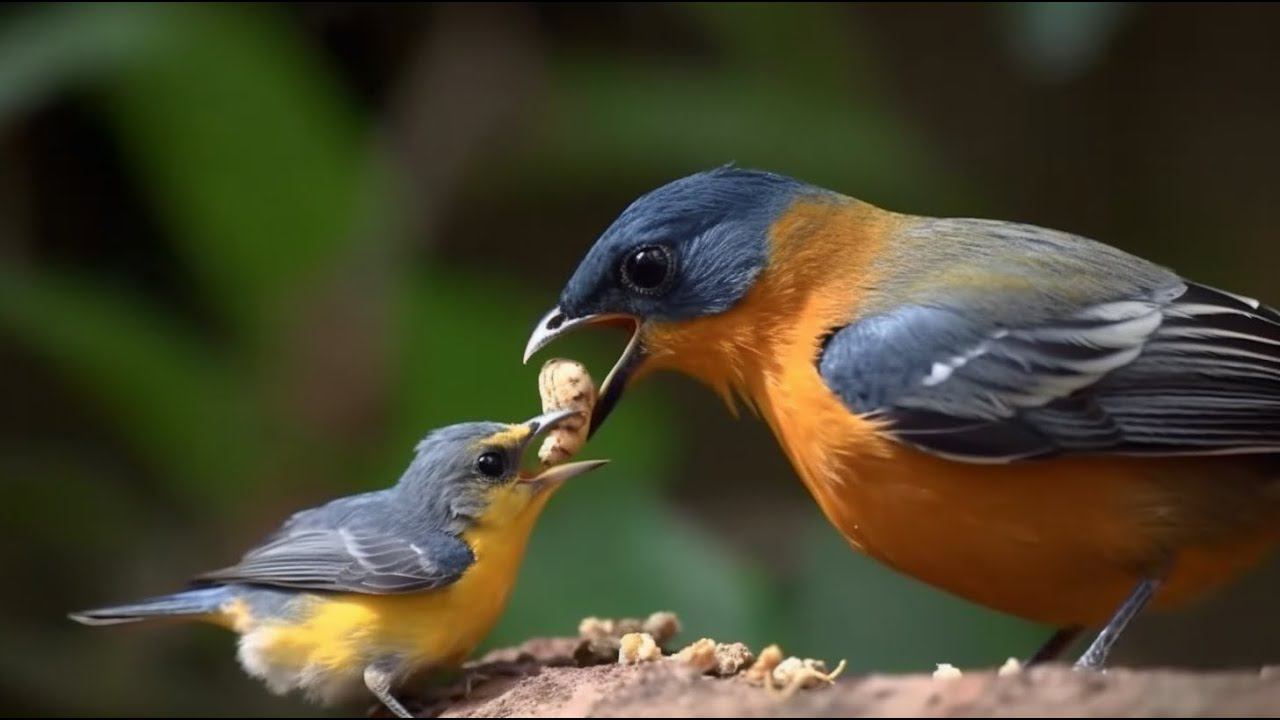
top-left (773, 657), bottom-right (844, 690)
top-left (744, 644), bottom-right (784, 686)
top-left (671, 638), bottom-right (756, 677)
top-left (618, 632), bottom-right (662, 665)
top-left (933, 663), bottom-right (963, 680)
top-left (674, 638), bottom-right (718, 674)
top-left (578, 616), bottom-right (610, 639)
top-left (997, 657), bottom-right (1022, 676)
top-left (643, 611), bottom-right (681, 646)
top-left (713, 642), bottom-right (754, 676)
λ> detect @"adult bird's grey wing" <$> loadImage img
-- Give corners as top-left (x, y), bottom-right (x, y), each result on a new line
top-left (818, 220), bottom-right (1280, 463)
top-left (196, 517), bottom-right (474, 594)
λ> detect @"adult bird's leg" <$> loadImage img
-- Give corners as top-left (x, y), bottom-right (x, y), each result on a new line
top-left (365, 664), bottom-right (413, 719)
top-left (1026, 626), bottom-right (1082, 665)
top-left (1074, 578), bottom-right (1162, 671)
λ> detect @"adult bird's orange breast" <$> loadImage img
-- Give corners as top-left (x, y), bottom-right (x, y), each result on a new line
top-left (639, 196), bottom-right (1280, 627)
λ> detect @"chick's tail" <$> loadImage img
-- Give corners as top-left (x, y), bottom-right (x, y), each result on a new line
top-left (69, 585), bottom-right (232, 626)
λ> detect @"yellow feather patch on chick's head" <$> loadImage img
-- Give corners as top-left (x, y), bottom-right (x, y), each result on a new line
top-left (464, 411), bottom-right (607, 530)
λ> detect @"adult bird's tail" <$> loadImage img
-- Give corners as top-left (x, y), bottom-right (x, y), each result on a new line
top-left (69, 586), bottom-right (230, 626)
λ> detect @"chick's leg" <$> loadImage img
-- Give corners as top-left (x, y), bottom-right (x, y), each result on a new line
top-left (365, 664), bottom-right (413, 719)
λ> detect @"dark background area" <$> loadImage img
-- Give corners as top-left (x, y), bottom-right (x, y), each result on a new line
top-left (2, 3), bottom-right (1278, 716)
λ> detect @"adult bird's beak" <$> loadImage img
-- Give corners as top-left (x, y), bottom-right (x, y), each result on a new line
top-left (523, 307), bottom-right (646, 438)
top-left (517, 408), bottom-right (610, 488)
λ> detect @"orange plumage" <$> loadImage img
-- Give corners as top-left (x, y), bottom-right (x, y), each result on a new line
top-left (638, 197), bottom-right (1280, 627)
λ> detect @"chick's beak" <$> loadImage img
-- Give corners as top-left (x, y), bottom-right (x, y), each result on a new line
top-left (516, 408), bottom-right (609, 488)
top-left (523, 306), bottom-right (645, 438)
top-left (528, 458), bottom-right (610, 488)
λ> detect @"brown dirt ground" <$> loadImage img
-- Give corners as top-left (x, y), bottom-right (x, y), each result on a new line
top-left (407, 637), bottom-right (1280, 718)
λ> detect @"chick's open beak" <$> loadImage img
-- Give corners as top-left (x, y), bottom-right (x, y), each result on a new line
top-left (516, 408), bottom-right (609, 488)
top-left (528, 458), bottom-right (609, 487)
top-left (523, 306), bottom-right (645, 438)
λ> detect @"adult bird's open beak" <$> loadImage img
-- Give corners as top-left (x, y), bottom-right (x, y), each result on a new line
top-left (523, 307), bottom-right (646, 438)
top-left (516, 408), bottom-right (610, 488)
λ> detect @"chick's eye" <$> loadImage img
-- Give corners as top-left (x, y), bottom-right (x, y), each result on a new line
top-left (475, 451), bottom-right (506, 478)
top-left (620, 245), bottom-right (674, 294)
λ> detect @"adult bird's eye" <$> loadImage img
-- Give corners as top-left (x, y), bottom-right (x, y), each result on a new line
top-left (475, 451), bottom-right (506, 478)
top-left (620, 245), bottom-right (674, 295)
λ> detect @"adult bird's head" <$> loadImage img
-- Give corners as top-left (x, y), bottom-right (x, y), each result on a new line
top-left (524, 166), bottom-right (817, 436)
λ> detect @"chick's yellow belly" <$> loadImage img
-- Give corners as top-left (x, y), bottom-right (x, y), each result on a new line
top-left (224, 529), bottom-right (527, 705)
top-left (233, 592), bottom-right (490, 702)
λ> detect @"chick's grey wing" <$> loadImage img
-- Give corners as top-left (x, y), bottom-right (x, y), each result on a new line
top-left (819, 219), bottom-right (1280, 462)
top-left (197, 514), bottom-right (474, 594)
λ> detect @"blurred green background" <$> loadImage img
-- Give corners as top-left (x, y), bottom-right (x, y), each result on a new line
top-left (2, 3), bottom-right (1278, 716)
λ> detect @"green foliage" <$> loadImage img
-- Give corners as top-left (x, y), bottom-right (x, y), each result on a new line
top-left (0, 3), bottom-right (161, 128)
top-left (101, 4), bottom-right (374, 343)
top-left (0, 270), bottom-right (260, 509)
top-left (999, 3), bottom-right (1136, 82)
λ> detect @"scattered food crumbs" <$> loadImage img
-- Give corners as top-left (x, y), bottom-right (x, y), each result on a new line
top-left (643, 611), bottom-right (681, 646)
top-left (674, 638), bottom-right (719, 674)
top-left (537, 359), bottom-right (595, 466)
top-left (671, 638), bottom-right (756, 677)
top-left (998, 657), bottom-right (1023, 676)
top-left (744, 644), bottom-right (784, 686)
top-left (576, 616), bottom-right (841, 695)
top-left (576, 612), bottom-right (682, 667)
top-left (933, 663), bottom-right (963, 680)
top-left (618, 633), bottom-right (662, 665)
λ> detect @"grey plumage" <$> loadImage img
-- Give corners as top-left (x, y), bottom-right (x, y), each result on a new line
top-left (820, 218), bottom-right (1280, 462)
top-left (72, 420), bottom-right (520, 624)
top-left (69, 586), bottom-right (233, 625)
top-left (191, 423), bottom-right (509, 593)
top-left (196, 511), bottom-right (473, 594)
top-left (192, 423), bottom-right (511, 594)
top-left (559, 165), bottom-right (807, 322)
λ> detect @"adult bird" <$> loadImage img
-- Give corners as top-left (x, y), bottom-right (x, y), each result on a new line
top-left (524, 166), bottom-right (1280, 668)
top-left (72, 410), bottom-right (606, 717)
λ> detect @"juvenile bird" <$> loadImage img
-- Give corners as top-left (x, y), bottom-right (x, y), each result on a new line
top-left (71, 410), bottom-right (605, 717)
top-left (525, 166), bottom-right (1280, 668)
